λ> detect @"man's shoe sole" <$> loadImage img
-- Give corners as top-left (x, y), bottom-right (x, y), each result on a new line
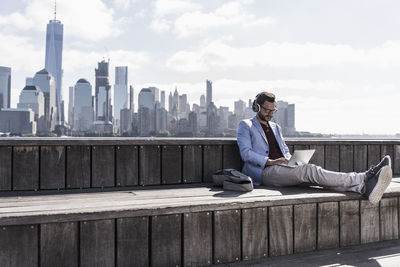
top-left (369, 165), bottom-right (392, 204)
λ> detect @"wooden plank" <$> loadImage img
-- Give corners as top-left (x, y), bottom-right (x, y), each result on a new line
top-left (92, 146), bottom-right (115, 188)
top-left (182, 145), bottom-right (202, 183)
top-left (354, 145), bottom-right (368, 173)
top-left (80, 219), bottom-right (115, 267)
top-left (360, 200), bottom-right (380, 244)
top-left (214, 209), bottom-right (241, 263)
top-left (394, 145), bottom-right (400, 176)
top-left (242, 207), bottom-right (268, 260)
top-left (139, 145), bottom-right (161, 185)
top-left (325, 145), bottom-right (340, 172)
top-left (0, 146), bottom-right (11, 191)
top-left (381, 145), bottom-right (395, 173)
top-left (117, 217), bottom-right (148, 267)
top-left (40, 146), bottom-right (65, 190)
top-left (183, 211), bottom-right (212, 266)
top-left (66, 146), bottom-right (91, 189)
top-left (288, 145), bottom-right (294, 154)
top-left (269, 205), bottom-right (293, 256)
top-left (380, 197), bottom-right (399, 241)
top-left (368, 145), bottom-right (381, 170)
top-left (340, 200), bottom-right (360, 247)
top-left (203, 145), bottom-right (222, 183)
top-left (162, 145), bottom-right (182, 184)
top-left (294, 204), bottom-right (316, 253)
top-left (151, 214), bottom-right (181, 267)
top-left (223, 144), bottom-right (242, 170)
top-left (13, 146), bottom-right (39, 190)
top-left (309, 145), bottom-right (324, 168)
top-left (40, 222), bottom-right (78, 267)
top-left (340, 144), bottom-right (353, 173)
top-left (116, 146), bottom-right (138, 186)
top-left (0, 225), bottom-right (38, 267)
top-left (318, 202), bottom-right (339, 250)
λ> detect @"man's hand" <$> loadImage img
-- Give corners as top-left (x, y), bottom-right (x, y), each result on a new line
top-left (266, 157), bottom-right (289, 166)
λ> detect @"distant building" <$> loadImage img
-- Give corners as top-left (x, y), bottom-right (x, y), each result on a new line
top-left (138, 107), bottom-right (151, 136)
top-left (0, 108), bottom-right (36, 135)
top-left (160, 90), bottom-right (165, 109)
top-left (45, 12), bottom-right (63, 125)
top-left (129, 85), bottom-right (134, 112)
top-left (138, 88), bottom-right (155, 110)
top-left (207, 102), bottom-right (220, 136)
top-left (120, 108), bottom-right (132, 135)
top-left (234, 99), bottom-right (246, 120)
top-left (17, 85), bottom-right (45, 132)
top-left (33, 68), bottom-right (57, 132)
top-left (218, 106), bottom-right (230, 131)
top-left (113, 66), bottom-right (128, 133)
top-left (200, 94), bottom-right (206, 108)
top-left (73, 79), bottom-right (93, 133)
top-left (275, 101), bottom-right (296, 136)
top-left (68, 86), bottom-right (74, 127)
top-left (95, 60), bottom-right (111, 122)
top-left (0, 66), bottom-right (11, 110)
top-left (206, 80), bottom-right (212, 108)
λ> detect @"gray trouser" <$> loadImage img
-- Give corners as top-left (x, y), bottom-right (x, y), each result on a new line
top-left (262, 164), bottom-right (365, 193)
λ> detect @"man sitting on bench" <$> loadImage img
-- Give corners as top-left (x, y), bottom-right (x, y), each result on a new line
top-left (237, 92), bottom-right (392, 204)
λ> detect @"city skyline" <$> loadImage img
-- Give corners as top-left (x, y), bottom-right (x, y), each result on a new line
top-left (1, 0), bottom-right (400, 134)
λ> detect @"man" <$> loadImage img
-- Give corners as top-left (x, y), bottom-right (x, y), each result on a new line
top-left (237, 92), bottom-right (392, 204)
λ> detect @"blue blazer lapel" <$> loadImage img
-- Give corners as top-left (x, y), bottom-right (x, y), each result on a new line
top-left (251, 117), bottom-right (268, 144)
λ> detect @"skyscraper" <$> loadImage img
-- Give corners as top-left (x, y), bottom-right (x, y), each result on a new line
top-left (160, 91), bottom-right (165, 109)
top-left (206, 80), bottom-right (212, 108)
top-left (0, 66), bottom-right (11, 110)
top-left (33, 69), bottom-right (57, 131)
top-left (73, 79), bottom-right (93, 132)
top-left (17, 85), bottom-right (45, 132)
top-left (95, 60), bottom-right (111, 122)
top-left (45, 4), bottom-right (63, 124)
top-left (129, 85), bottom-right (134, 112)
top-left (114, 66), bottom-right (128, 120)
top-left (68, 86), bottom-right (74, 126)
top-left (113, 66), bottom-right (128, 133)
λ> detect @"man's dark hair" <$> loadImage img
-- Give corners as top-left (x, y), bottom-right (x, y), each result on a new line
top-left (256, 92), bottom-right (276, 105)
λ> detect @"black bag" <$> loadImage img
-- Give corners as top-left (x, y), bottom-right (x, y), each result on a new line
top-left (212, 169), bottom-right (253, 192)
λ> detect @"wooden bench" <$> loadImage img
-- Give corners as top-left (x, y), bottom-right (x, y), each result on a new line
top-left (0, 138), bottom-right (399, 266)
top-left (0, 179), bottom-right (400, 266)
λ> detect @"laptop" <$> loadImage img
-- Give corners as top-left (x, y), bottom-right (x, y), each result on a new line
top-left (286, 149), bottom-right (315, 167)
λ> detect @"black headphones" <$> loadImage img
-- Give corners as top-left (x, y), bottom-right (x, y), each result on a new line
top-left (252, 93), bottom-right (261, 113)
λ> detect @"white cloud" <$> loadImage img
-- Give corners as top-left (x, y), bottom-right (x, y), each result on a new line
top-left (166, 40), bottom-right (400, 72)
top-left (153, 0), bottom-right (201, 17)
top-left (0, 0), bottom-right (125, 41)
top-left (150, 1), bottom-right (273, 36)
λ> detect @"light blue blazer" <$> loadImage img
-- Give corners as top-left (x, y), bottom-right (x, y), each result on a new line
top-left (237, 116), bottom-right (291, 185)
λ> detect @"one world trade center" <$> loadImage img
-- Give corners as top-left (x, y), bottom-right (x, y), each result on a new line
top-left (45, 3), bottom-right (63, 124)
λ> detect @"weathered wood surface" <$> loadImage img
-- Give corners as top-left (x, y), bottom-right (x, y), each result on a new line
top-left (340, 200), bottom-right (360, 247)
top-left (203, 145), bottom-right (222, 183)
top-left (116, 146), bottom-right (138, 186)
top-left (381, 145), bottom-right (394, 173)
top-left (66, 146), bottom-right (91, 189)
top-left (40, 146), bottom-right (65, 190)
top-left (139, 145), bottom-right (161, 185)
top-left (340, 145), bottom-right (354, 172)
top-left (92, 146), bottom-right (115, 188)
top-left (80, 219), bottom-right (115, 267)
top-left (325, 145), bottom-right (340, 172)
top-left (394, 145), bottom-right (400, 175)
top-left (183, 211), bottom-right (212, 266)
top-left (13, 146), bottom-right (39, 190)
top-left (360, 200), bottom-right (380, 244)
top-left (151, 214), bottom-right (181, 267)
top-left (182, 145), bottom-right (202, 183)
top-left (40, 222), bottom-right (78, 267)
top-left (214, 209), bottom-right (241, 263)
top-left (309, 145), bottom-right (324, 168)
top-left (317, 202), bottom-right (339, 250)
top-left (380, 197), bottom-right (399, 241)
top-left (0, 146), bottom-right (11, 191)
top-left (161, 145), bottom-right (182, 184)
top-left (0, 181), bottom-right (399, 226)
top-left (242, 207), bottom-right (268, 260)
top-left (269, 205), bottom-right (293, 256)
top-left (294, 203), bottom-right (317, 253)
top-left (223, 144), bottom-right (242, 170)
top-left (0, 224), bottom-right (38, 267)
top-left (354, 145), bottom-right (368, 173)
top-left (368, 145), bottom-right (381, 169)
top-left (117, 217), bottom-right (148, 267)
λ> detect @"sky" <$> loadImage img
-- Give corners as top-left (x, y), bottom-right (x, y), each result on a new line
top-left (1, 0), bottom-right (400, 135)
